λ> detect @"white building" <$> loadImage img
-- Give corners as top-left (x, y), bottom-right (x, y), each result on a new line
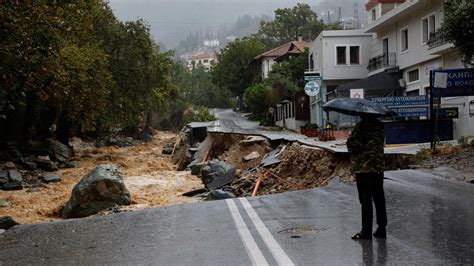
top-left (364, 0), bottom-right (473, 138)
top-left (254, 39), bottom-right (310, 79)
top-left (185, 52), bottom-right (217, 72)
top-left (306, 30), bottom-right (373, 127)
top-left (204, 39), bottom-right (219, 47)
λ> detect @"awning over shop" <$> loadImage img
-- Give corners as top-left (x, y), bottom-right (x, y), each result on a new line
top-left (335, 69), bottom-right (403, 98)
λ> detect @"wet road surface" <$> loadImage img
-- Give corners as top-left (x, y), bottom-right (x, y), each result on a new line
top-left (207, 109), bottom-right (430, 155)
top-left (1, 169), bottom-right (472, 265)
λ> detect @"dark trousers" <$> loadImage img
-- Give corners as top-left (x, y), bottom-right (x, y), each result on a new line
top-left (355, 172), bottom-right (387, 235)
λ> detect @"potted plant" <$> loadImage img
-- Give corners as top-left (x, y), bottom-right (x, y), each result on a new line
top-left (301, 123), bottom-right (319, 137)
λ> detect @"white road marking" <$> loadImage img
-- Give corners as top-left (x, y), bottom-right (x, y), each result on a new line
top-left (226, 199), bottom-right (269, 266)
top-left (239, 198), bottom-right (295, 266)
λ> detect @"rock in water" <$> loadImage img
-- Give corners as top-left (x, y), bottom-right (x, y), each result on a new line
top-left (48, 139), bottom-right (72, 163)
top-left (41, 174), bottom-right (61, 183)
top-left (162, 144), bottom-right (174, 155)
top-left (0, 216), bottom-right (19, 230)
top-left (61, 164), bottom-right (131, 219)
top-left (3, 161), bottom-right (16, 170)
top-left (8, 170), bottom-right (23, 182)
top-left (34, 158), bottom-right (59, 172)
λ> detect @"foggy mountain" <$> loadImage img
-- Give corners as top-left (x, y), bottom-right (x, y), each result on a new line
top-left (109, 0), bottom-right (367, 50)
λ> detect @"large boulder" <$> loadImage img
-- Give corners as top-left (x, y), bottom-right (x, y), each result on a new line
top-left (47, 139), bottom-right (72, 163)
top-left (34, 157), bottom-right (59, 172)
top-left (61, 164), bottom-right (131, 219)
top-left (201, 160), bottom-right (236, 190)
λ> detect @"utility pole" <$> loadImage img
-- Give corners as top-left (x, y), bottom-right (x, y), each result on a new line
top-left (327, 10), bottom-right (331, 24)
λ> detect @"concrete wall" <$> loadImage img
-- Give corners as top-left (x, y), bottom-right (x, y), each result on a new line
top-left (317, 35), bottom-right (372, 80)
top-left (261, 57), bottom-right (277, 79)
top-left (275, 118), bottom-right (307, 133)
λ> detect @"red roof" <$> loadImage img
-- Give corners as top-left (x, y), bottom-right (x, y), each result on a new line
top-left (254, 41), bottom-right (310, 61)
top-left (365, 0), bottom-right (405, 11)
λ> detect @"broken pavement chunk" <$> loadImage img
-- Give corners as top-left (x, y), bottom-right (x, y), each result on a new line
top-left (260, 146), bottom-right (285, 167)
top-left (239, 135), bottom-right (268, 146)
top-left (208, 189), bottom-right (236, 200)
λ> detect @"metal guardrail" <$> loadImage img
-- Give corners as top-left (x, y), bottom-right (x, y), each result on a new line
top-left (367, 52), bottom-right (397, 72)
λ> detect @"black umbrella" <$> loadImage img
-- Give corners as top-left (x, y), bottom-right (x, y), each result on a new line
top-left (323, 98), bottom-right (397, 117)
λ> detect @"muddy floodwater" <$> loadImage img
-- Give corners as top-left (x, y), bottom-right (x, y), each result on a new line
top-left (0, 132), bottom-right (203, 224)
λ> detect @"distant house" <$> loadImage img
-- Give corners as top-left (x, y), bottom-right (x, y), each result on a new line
top-left (186, 52), bottom-right (217, 71)
top-left (253, 38), bottom-right (310, 79)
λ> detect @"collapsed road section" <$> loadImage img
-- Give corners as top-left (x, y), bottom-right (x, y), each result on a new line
top-left (172, 122), bottom-right (415, 199)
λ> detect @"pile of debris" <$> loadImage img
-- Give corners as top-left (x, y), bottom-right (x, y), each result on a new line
top-left (175, 131), bottom-right (353, 199)
top-left (229, 143), bottom-right (352, 197)
top-left (175, 128), bottom-right (418, 199)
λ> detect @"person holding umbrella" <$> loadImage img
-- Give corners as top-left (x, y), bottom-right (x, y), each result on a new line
top-left (323, 98), bottom-right (394, 240)
top-left (346, 112), bottom-right (387, 240)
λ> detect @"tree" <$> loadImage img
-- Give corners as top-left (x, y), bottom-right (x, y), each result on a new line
top-left (0, 1), bottom-right (177, 143)
top-left (254, 3), bottom-right (326, 48)
top-left (243, 83), bottom-right (274, 119)
top-left (442, 0), bottom-right (474, 66)
top-left (268, 49), bottom-right (309, 88)
top-left (211, 37), bottom-right (265, 97)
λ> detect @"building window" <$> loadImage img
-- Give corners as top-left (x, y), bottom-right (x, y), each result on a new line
top-left (203, 59), bottom-right (209, 63)
top-left (401, 28), bottom-right (409, 51)
top-left (407, 69), bottom-right (419, 83)
top-left (406, 90), bottom-right (419, 96)
top-left (422, 18), bottom-right (429, 43)
top-left (336, 46), bottom-right (346, 65)
top-left (422, 14), bottom-right (436, 43)
top-left (371, 9), bottom-right (376, 21)
top-left (350, 46), bottom-right (360, 64)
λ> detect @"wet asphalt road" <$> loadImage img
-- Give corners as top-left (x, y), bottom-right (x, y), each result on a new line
top-left (1, 170), bottom-right (472, 265)
top-left (207, 109), bottom-right (427, 155)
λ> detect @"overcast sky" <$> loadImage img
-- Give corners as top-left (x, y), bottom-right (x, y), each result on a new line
top-left (108, 0), bottom-right (365, 48)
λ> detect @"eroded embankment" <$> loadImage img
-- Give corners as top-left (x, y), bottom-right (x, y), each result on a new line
top-left (174, 131), bottom-right (416, 197)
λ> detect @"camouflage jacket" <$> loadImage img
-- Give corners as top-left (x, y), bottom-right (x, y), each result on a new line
top-left (346, 117), bottom-right (385, 173)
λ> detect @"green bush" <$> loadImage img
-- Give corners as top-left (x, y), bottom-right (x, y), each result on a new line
top-left (304, 123), bottom-right (318, 129)
top-left (243, 83), bottom-right (274, 119)
top-left (183, 106), bottom-right (217, 124)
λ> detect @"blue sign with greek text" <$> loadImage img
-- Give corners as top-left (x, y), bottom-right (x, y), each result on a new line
top-left (389, 107), bottom-right (428, 117)
top-left (432, 68), bottom-right (474, 97)
top-left (370, 96), bottom-right (428, 107)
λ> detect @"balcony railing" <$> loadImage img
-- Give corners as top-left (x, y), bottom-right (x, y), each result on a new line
top-left (427, 30), bottom-right (449, 49)
top-left (367, 52), bottom-right (397, 72)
